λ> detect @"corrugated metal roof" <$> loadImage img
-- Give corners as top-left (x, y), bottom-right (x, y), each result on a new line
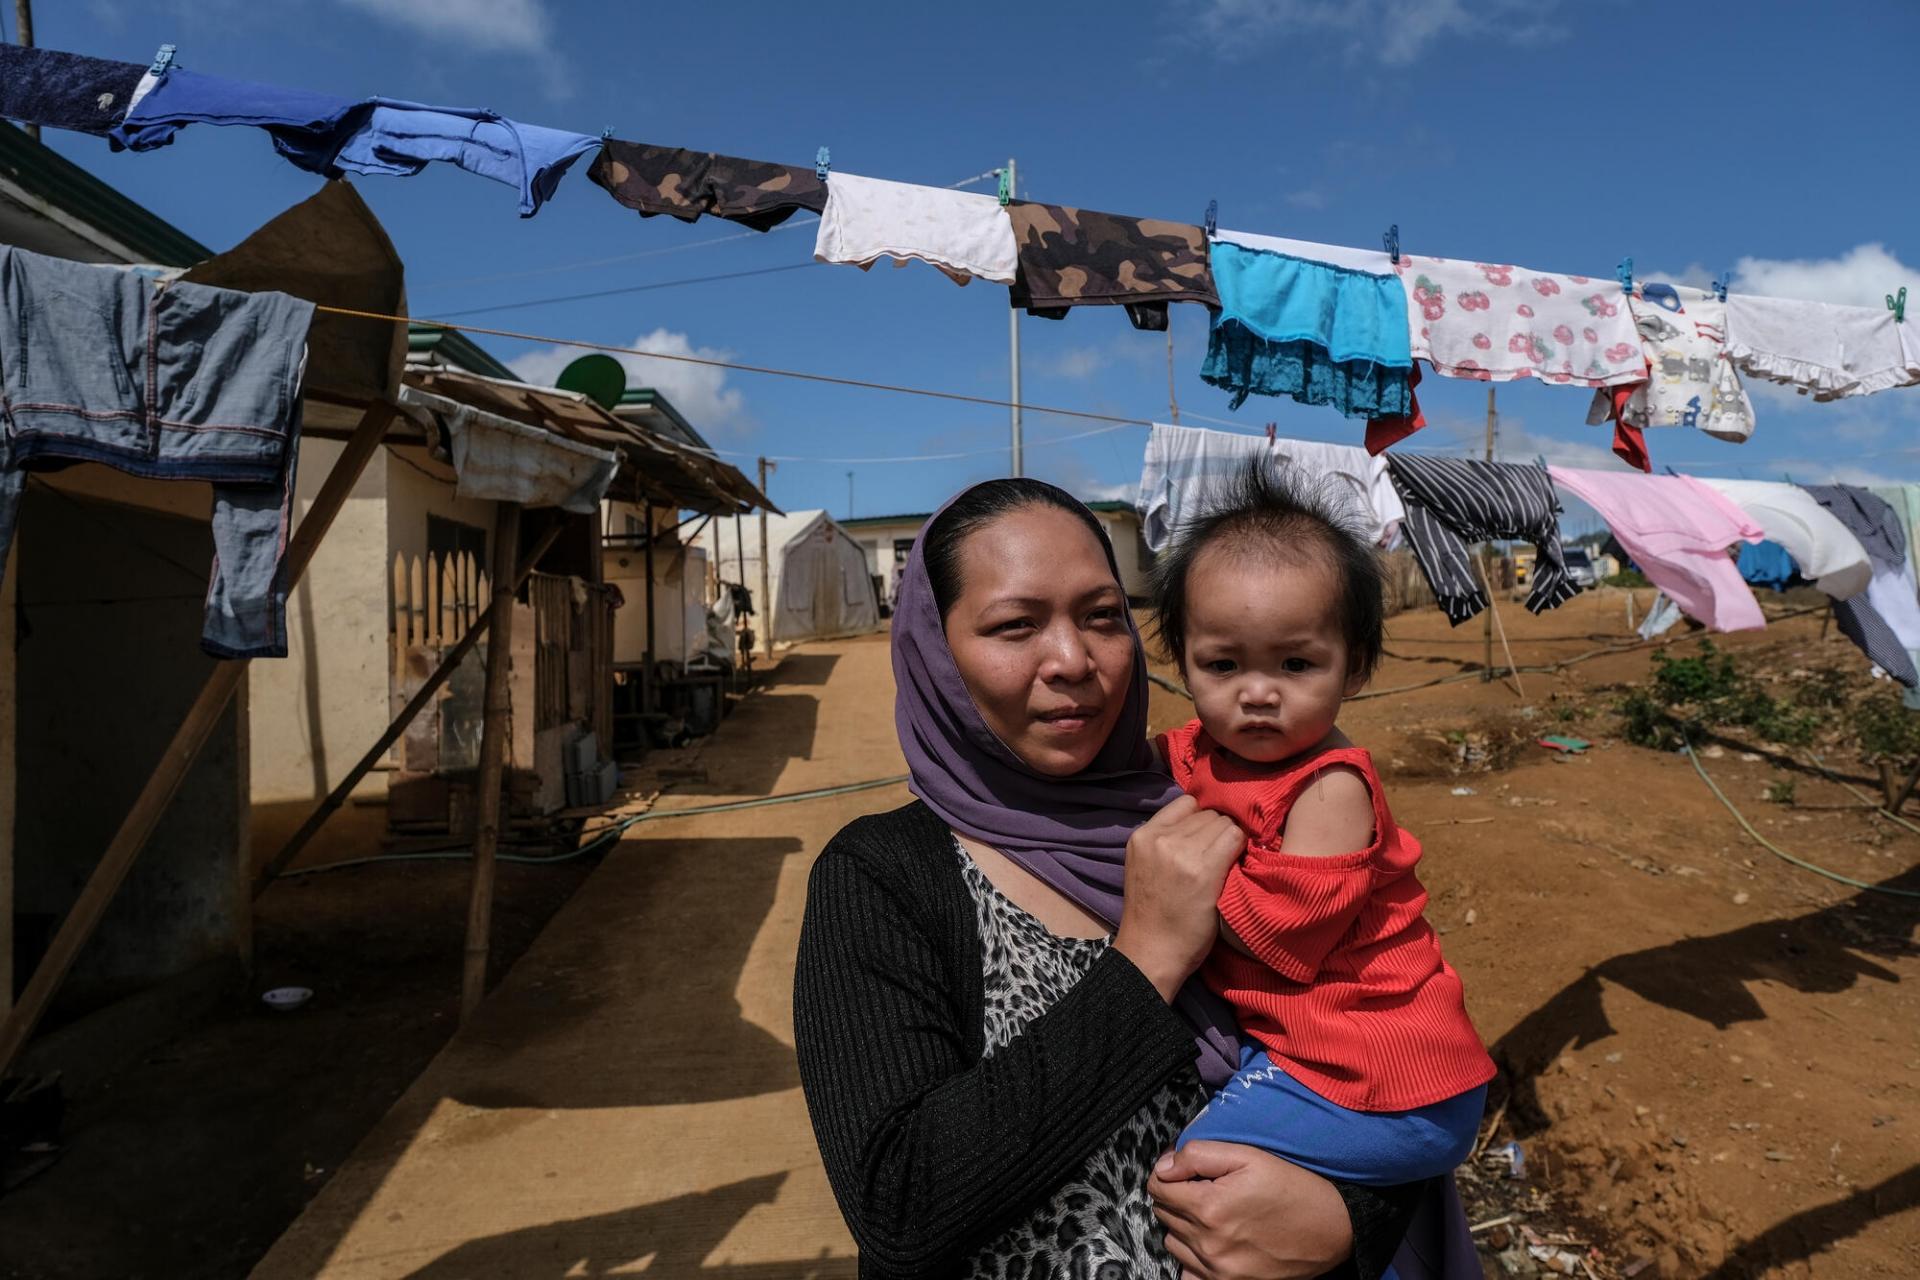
top-left (0, 120), bottom-right (208, 266)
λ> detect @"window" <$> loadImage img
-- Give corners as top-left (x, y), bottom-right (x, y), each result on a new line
top-left (427, 514), bottom-right (487, 566)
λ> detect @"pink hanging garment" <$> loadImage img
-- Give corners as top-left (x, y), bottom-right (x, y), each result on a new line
top-left (1548, 468), bottom-right (1767, 631)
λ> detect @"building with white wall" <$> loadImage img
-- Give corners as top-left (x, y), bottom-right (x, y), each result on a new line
top-left (842, 500), bottom-right (1153, 607)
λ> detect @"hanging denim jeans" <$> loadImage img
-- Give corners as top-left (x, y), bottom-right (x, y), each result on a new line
top-left (0, 246), bottom-right (314, 658)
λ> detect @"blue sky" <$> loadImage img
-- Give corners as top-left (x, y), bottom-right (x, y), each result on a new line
top-left (20, 0), bottom-right (1920, 521)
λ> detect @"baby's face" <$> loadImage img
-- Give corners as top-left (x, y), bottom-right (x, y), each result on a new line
top-left (1177, 545), bottom-right (1365, 765)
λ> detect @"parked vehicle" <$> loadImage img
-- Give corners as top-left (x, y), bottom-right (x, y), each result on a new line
top-left (1564, 546), bottom-right (1601, 588)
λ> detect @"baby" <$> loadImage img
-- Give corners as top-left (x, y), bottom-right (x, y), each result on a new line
top-left (1151, 461), bottom-right (1494, 1186)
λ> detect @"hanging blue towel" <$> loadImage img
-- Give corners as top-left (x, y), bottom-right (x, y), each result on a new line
top-left (112, 69), bottom-right (597, 217)
top-left (1737, 539), bottom-right (1800, 592)
top-left (1201, 240), bottom-right (1413, 418)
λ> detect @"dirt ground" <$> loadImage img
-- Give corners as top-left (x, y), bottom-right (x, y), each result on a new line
top-left (3, 590), bottom-right (1917, 1279)
top-left (1133, 587), bottom-right (1916, 1280)
top-left (0, 786), bottom-right (603, 1278)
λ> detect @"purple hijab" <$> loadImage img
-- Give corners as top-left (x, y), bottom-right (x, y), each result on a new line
top-left (891, 485), bottom-right (1241, 1088)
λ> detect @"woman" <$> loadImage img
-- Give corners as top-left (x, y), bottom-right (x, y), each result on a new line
top-left (795, 479), bottom-right (1452, 1278)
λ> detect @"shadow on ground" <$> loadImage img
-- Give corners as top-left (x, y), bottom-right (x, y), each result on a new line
top-left (402, 1173), bottom-right (855, 1278)
top-left (446, 836), bottom-right (806, 1112)
top-left (1492, 864), bottom-right (1920, 1137)
top-left (1698, 1162), bottom-right (1920, 1279)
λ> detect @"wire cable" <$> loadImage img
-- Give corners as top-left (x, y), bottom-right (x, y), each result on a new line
top-left (1681, 733), bottom-right (1920, 898)
top-left (433, 262), bottom-right (823, 319)
top-left (324, 303), bottom-right (1153, 427)
top-left (278, 773), bottom-right (911, 878)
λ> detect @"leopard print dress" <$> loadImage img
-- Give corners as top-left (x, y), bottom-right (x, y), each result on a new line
top-left (956, 842), bottom-right (1208, 1280)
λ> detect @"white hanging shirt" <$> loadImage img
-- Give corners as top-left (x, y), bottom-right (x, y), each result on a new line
top-left (1587, 285), bottom-right (1755, 442)
top-left (1270, 437), bottom-right (1405, 548)
top-left (1697, 478), bottom-right (1872, 599)
top-left (1135, 423), bottom-right (1273, 551)
top-left (814, 171), bottom-right (1018, 286)
top-left (1724, 294), bottom-right (1919, 400)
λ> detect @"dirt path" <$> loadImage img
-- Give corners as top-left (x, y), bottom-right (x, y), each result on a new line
top-left (254, 593), bottom-right (1920, 1279)
top-left (252, 637), bottom-right (901, 1278)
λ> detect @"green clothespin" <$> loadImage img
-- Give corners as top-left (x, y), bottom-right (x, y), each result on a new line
top-left (996, 168), bottom-right (1012, 206)
top-left (1888, 285), bottom-right (1907, 323)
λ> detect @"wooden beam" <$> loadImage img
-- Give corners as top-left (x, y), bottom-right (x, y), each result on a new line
top-left (461, 501), bottom-right (522, 1021)
top-left (251, 520), bottom-right (564, 897)
top-left (0, 401), bottom-right (396, 1076)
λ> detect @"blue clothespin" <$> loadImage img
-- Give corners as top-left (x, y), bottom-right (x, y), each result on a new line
top-left (1383, 223), bottom-right (1400, 265)
top-left (150, 43), bottom-right (176, 75)
top-left (815, 147), bottom-right (830, 181)
top-left (1617, 257), bottom-right (1634, 298)
top-left (1662, 464), bottom-right (1680, 477)
top-left (1888, 285), bottom-right (1908, 323)
top-left (1712, 272), bottom-right (1729, 303)
top-left (996, 167), bottom-right (1012, 206)
top-left (1534, 453), bottom-right (1548, 471)
top-left (1204, 199), bottom-right (1218, 239)
top-left (601, 127), bottom-right (613, 141)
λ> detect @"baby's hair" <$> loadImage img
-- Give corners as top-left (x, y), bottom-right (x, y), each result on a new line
top-left (1148, 458), bottom-right (1386, 681)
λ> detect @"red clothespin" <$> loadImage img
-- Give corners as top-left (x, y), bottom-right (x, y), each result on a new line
top-left (1264, 423), bottom-right (1276, 444)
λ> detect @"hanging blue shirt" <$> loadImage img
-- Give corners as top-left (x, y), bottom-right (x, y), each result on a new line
top-left (112, 69), bottom-right (598, 217)
top-left (1737, 539), bottom-right (1800, 592)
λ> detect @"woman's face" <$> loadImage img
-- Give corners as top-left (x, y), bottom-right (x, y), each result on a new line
top-left (943, 505), bottom-right (1135, 777)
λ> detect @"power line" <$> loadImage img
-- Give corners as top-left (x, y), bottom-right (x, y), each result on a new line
top-left (327, 304), bottom-right (1151, 428)
top-left (433, 262), bottom-right (823, 319)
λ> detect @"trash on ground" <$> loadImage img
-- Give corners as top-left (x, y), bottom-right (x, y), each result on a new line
top-left (1536, 735), bottom-right (1591, 754)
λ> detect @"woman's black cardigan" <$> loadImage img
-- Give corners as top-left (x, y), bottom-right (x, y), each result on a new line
top-left (793, 801), bottom-right (1419, 1279)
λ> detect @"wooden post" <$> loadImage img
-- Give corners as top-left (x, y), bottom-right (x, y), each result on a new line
top-left (253, 521), bottom-right (565, 897)
top-left (461, 501), bottom-right (521, 1020)
top-left (758, 458), bottom-right (773, 658)
top-left (1482, 386), bottom-right (1497, 682)
top-left (0, 400), bottom-right (396, 1075)
top-left (12, 1), bottom-right (36, 142)
top-left (642, 500), bottom-right (657, 714)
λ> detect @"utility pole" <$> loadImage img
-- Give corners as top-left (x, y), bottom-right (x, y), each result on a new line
top-left (12, 1), bottom-right (37, 142)
top-left (846, 470), bottom-right (854, 520)
top-left (1482, 386), bottom-right (1497, 682)
top-left (1166, 326), bottom-right (1180, 424)
top-left (1006, 157), bottom-right (1023, 477)
top-left (758, 457), bottom-right (773, 658)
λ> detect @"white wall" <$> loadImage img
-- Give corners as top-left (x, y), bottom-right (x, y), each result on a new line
top-left (604, 501), bottom-right (707, 666)
top-left (245, 437), bottom-right (392, 804)
top-left (1097, 510), bottom-right (1151, 600)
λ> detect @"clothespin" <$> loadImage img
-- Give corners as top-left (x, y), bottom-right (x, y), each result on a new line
top-left (1264, 423), bottom-right (1276, 444)
top-left (814, 147), bottom-right (830, 181)
top-left (601, 127), bottom-right (613, 141)
top-left (1534, 453), bottom-right (1548, 471)
top-left (1712, 272), bottom-right (1729, 303)
top-left (1662, 465), bottom-right (1679, 477)
top-left (1204, 199), bottom-right (1218, 239)
top-left (1383, 223), bottom-right (1400, 265)
top-left (1617, 257), bottom-right (1634, 298)
top-left (996, 168), bottom-right (1012, 206)
top-left (149, 43), bottom-right (176, 75)
top-left (1888, 285), bottom-right (1908, 323)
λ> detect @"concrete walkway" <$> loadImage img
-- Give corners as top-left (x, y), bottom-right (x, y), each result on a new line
top-left (253, 636), bottom-right (904, 1278)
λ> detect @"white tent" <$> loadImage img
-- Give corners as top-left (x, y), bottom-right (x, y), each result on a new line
top-left (699, 510), bottom-right (882, 644)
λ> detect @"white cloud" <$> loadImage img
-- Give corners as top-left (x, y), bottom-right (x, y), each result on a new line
top-left (1731, 242), bottom-right (1920, 308)
top-left (1195, 0), bottom-right (1563, 66)
top-left (1036, 346), bottom-right (1110, 379)
top-left (1079, 480), bottom-right (1137, 503)
top-left (1286, 187), bottom-right (1330, 211)
top-left (509, 328), bottom-right (752, 436)
top-left (1765, 459), bottom-right (1908, 488)
top-left (336, 0), bottom-right (572, 97)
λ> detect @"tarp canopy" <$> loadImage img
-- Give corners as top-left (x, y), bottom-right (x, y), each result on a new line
top-left (398, 384), bottom-right (619, 513)
top-left (407, 367), bottom-right (775, 516)
top-left (179, 179), bottom-right (406, 433)
top-left (699, 510), bottom-right (881, 644)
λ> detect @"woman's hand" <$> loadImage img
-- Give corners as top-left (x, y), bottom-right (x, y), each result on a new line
top-left (1112, 795), bottom-right (1244, 1002)
top-left (1148, 1141), bottom-right (1353, 1280)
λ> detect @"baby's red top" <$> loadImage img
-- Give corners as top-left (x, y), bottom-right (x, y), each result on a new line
top-left (1162, 720), bottom-right (1495, 1111)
